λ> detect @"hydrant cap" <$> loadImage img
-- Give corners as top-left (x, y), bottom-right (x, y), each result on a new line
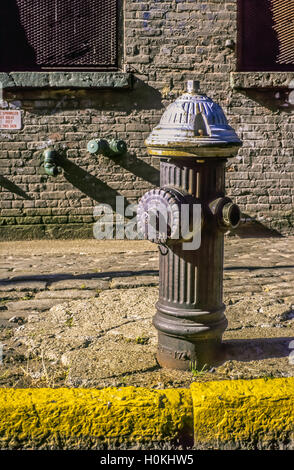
top-left (145, 82), bottom-right (242, 158)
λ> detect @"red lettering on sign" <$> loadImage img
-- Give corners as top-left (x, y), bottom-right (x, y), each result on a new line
top-left (0, 110), bottom-right (22, 130)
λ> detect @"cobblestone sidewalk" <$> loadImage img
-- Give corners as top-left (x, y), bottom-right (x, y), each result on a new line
top-left (0, 237), bottom-right (293, 388)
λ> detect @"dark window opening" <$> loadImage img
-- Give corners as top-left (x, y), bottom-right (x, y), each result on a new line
top-left (0, 0), bottom-right (119, 71)
top-left (238, 0), bottom-right (294, 71)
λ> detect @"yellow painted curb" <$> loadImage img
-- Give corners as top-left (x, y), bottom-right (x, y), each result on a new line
top-left (0, 387), bottom-right (193, 449)
top-left (0, 378), bottom-right (294, 449)
top-left (191, 377), bottom-right (294, 449)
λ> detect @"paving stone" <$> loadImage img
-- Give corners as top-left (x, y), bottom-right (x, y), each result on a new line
top-left (0, 310), bottom-right (33, 326)
top-left (34, 289), bottom-right (98, 300)
top-left (48, 279), bottom-right (110, 291)
top-left (0, 319), bottom-right (14, 328)
top-left (0, 292), bottom-right (30, 301)
top-left (0, 281), bottom-right (47, 292)
top-left (224, 285), bottom-right (263, 294)
top-left (110, 276), bottom-right (159, 289)
top-left (5, 299), bottom-right (63, 312)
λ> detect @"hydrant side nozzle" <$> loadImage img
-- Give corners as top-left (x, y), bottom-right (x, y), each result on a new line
top-left (222, 202), bottom-right (241, 229)
top-left (137, 187), bottom-right (202, 246)
top-left (209, 197), bottom-right (241, 230)
top-left (43, 148), bottom-right (59, 177)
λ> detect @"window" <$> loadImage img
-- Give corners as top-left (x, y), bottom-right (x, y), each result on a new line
top-left (0, 0), bottom-right (119, 71)
top-left (238, 0), bottom-right (294, 71)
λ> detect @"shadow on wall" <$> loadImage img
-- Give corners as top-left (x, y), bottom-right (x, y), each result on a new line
top-left (107, 152), bottom-right (160, 186)
top-left (0, 0), bottom-right (37, 70)
top-left (53, 151), bottom-right (159, 212)
top-left (238, 89), bottom-right (294, 113)
top-left (234, 215), bottom-right (283, 238)
top-left (125, 78), bottom-right (164, 112)
top-left (56, 153), bottom-right (140, 215)
top-left (5, 78), bottom-right (164, 113)
top-left (0, 175), bottom-right (32, 199)
top-left (55, 77), bottom-right (164, 113)
top-left (67, 78), bottom-right (164, 113)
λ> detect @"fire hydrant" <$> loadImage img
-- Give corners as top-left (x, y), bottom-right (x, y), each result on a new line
top-left (137, 81), bottom-right (242, 370)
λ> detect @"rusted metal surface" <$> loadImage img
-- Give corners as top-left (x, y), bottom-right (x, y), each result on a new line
top-left (238, 0), bottom-right (294, 71)
top-left (0, 0), bottom-right (118, 70)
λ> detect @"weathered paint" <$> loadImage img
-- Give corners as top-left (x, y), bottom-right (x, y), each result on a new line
top-left (0, 387), bottom-right (193, 449)
top-left (0, 378), bottom-right (294, 449)
top-left (191, 377), bottom-right (294, 449)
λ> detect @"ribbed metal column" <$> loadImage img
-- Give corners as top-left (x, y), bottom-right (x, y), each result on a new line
top-left (153, 158), bottom-right (228, 370)
top-left (138, 81), bottom-right (242, 370)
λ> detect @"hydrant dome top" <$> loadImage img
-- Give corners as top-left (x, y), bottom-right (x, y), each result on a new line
top-left (145, 82), bottom-right (242, 158)
top-left (160, 94), bottom-right (227, 127)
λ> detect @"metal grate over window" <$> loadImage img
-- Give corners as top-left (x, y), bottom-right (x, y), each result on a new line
top-left (0, 0), bottom-right (118, 71)
top-left (238, 0), bottom-right (294, 71)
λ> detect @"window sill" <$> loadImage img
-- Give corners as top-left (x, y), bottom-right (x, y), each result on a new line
top-left (230, 72), bottom-right (294, 90)
top-left (0, 72), bottom-right (132, 90)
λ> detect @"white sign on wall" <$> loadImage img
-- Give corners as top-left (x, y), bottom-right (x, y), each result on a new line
top-left (0, 110), bottom-right (22, 130)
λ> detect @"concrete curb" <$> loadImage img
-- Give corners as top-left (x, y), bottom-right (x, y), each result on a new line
top-left (0, 387), bottom-right (193, 449)
top-left (0, 378), bottom-right (293, 449)
top-left (191, 377), bottom-right (294, 449)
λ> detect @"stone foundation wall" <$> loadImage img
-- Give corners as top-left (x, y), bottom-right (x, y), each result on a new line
top-left (0, 0), bottom-right (293, 240)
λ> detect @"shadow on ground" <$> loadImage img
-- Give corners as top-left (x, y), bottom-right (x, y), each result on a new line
top-left (224, 265), bottom-right (294, 271)
top-left (0, 269), bottom-right (159, 284)
top-left (224, 336), bottom-right (294, 361)
top-left (2, 263), bottom-right (294, 284)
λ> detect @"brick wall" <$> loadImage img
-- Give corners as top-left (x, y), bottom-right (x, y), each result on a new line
top-left (0, 0), bottom-right (293, 240)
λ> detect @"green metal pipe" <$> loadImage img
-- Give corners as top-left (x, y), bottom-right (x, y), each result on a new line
top-left (87, 138), bottom-right (127, 157)
top-left (107, 139), bottom-right (127, 156)
top-left (87, 138), bottom-right (109, 155)
top-left (43, 148), bottom-right (59, 177)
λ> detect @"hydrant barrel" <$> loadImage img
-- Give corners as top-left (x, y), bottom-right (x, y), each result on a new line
top-left (138, 82), bottom-right (242, 370)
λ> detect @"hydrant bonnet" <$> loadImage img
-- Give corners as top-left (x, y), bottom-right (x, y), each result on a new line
top-left (145, 81), bottom-right (242, 158)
